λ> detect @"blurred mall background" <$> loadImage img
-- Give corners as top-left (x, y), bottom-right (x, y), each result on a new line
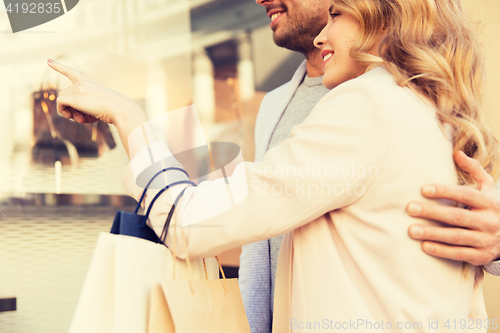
top-left (0, 0), bottom-right (498, 332)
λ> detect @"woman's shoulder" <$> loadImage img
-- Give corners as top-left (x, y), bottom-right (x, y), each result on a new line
top-left (314, 66), bottom-right (431, 118)
top-left (320, 66), bottom-right (396, 101)
top-left (311, 67), bottom-right (398, 119)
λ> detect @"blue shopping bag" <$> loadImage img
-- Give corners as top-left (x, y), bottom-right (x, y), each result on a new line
top-left (110, 167), bottom-right (195, 244)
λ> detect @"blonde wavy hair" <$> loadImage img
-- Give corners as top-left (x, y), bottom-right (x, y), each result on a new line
top-left (331, 0), bottom-right (500, 185)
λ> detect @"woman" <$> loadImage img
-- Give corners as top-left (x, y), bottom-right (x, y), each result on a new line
top-left (49, 0), bottom-right (499, 331)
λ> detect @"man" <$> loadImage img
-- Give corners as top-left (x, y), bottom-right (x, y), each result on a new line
top-left (239, 0), bottom-right (500, 332)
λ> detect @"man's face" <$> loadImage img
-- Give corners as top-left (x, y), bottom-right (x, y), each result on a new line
top-left (257, 0), bottom-right (330, 54)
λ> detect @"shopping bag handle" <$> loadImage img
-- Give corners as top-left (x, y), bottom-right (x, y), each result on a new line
top-left (159, 186), bottom-right (190, 243)
top-left (140, 179), bottom-right (197, 228)
top-left (135, 166), bottom-right (190, 214)
top-left (164, 188), bottom-right (228, 294)
top-left (202, 257), bottom-right (228, 294)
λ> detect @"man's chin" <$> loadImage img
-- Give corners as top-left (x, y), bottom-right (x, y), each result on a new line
top-left (272, 32), bottom-right (292, 49)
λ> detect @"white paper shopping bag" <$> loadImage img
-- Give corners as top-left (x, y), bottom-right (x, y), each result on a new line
top-left (69, 232), bottom-right (219, 333)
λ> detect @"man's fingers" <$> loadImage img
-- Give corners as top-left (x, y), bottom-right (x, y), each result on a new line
top-left (47, 59), bottom-right (83, 83)
top-left (418, 183), bottom-right (491, 209)
top-left (454, 150), bottom-right (495, 191)
top-left (406, 201), bottom-right (491, 229)
top-left (420, 241), bottom-right (492, 266)
top-left (408, 225), bottom-right (494, 248)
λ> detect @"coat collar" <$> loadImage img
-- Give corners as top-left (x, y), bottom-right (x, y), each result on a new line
top-left (255, 60), bottom-right (307, 162)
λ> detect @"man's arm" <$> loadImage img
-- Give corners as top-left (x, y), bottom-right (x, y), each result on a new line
top-left (407, 151), bottom-right (500, 274)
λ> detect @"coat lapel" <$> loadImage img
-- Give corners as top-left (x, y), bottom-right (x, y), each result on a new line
top-left (255, 60), bottom-right (307, 162)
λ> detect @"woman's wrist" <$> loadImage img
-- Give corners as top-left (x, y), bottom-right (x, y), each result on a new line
top-left (112, 101), bottom-right (150, 159)
top-left (109, 95), bottom-right (143, 125)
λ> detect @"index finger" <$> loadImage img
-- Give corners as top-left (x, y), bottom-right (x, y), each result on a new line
top-left (47, 59), bottom-right (83, 83)
top-left (454, 150), bottom-right (496, 191)
top-left (420, 183), bottom-right (490, 209)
